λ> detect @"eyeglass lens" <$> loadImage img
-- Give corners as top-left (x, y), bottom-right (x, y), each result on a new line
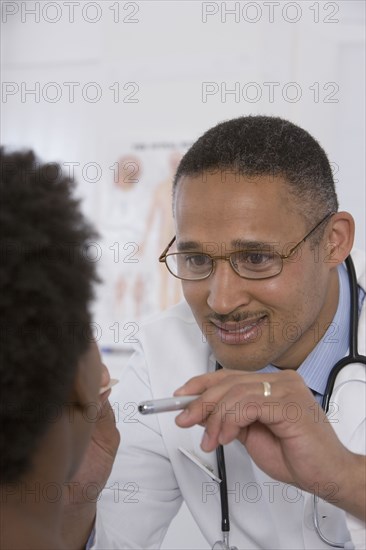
top-left (166, 249), bottom-right (283, 280)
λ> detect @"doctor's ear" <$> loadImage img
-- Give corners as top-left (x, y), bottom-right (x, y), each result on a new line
top-left (323, 211), bottom-right (355, 266)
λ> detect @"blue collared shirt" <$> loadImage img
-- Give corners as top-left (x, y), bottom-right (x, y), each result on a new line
top-left (258, 262), bottom-right (365, 403)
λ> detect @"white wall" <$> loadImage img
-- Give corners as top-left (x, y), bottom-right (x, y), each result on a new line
top-left (1, 1), bottom-right (365, 547)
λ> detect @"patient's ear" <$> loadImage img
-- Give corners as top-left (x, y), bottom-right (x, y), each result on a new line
top-left (324, 211), bottom-right (354, 266)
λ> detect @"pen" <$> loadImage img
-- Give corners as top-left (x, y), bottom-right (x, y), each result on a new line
top-left (138, 395), bottom-right (199, 415)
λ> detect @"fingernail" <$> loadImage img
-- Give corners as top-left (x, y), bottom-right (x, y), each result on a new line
top-left (173, 386), bottom-right (185, 395)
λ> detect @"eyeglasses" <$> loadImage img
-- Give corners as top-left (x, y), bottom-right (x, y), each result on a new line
top-left (159, 212), bottom-right (334, 281)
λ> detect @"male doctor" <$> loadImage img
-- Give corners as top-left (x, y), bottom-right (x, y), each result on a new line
top-left (68, 116), bottom-right (365, 549)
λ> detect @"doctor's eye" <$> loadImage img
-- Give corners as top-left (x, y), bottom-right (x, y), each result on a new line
top-left (184, 254), bottom-right (212, 271)
top-left (233, 251), bottom-right (276, 271)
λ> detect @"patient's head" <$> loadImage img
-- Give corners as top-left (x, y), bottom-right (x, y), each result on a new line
top-left (0, 148), bottom-right (101, 484)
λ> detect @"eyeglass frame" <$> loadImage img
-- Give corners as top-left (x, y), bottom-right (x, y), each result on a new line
top-left (158, 212), bottom-right (335, 281)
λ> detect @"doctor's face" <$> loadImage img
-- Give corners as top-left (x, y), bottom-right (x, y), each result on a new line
top-left (174, 171), bottom-right (338, 371)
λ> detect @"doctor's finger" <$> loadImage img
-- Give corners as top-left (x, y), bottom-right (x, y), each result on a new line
top-left (175, 377), bottom-right (247, 427)
top-left (176, 382), bottom-right (261, 436)
top-left (201, 421), bottom-right (241, 452)
top-left (201, 384), bottom-right (266, 443)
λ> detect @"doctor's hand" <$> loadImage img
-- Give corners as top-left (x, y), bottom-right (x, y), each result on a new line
top-left (174, 369), bottom-right (366, 521)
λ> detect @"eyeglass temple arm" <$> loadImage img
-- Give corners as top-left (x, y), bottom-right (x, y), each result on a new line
top-left (159, 236), bottom-right (176, 262)
top-left (282, 212), bottom-right (335, 259)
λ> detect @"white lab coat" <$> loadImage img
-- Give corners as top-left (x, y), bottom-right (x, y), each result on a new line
top-left (94, 251), bottom-right (366, 549)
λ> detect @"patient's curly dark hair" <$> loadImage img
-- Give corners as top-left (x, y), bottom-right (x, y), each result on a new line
top-left (0, 148), bottom-right (99, 483)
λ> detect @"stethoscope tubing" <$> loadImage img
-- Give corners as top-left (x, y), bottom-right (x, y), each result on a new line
top-left (215, 362), bottom-right (231, 539)
top-left (322, 256), bottom-right (366, 413)
top-left (315, 255), bottom-right (366, 547)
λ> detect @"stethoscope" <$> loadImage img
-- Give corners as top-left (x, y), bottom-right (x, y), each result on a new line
top-left (212, 256), bottom-right (366, 550)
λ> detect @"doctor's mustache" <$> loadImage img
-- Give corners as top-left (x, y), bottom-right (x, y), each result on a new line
top-left (207, 311), bottom-right (269, 325)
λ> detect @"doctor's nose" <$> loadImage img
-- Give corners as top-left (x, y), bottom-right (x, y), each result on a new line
top-left (206, 259), bottom-right (252, 315)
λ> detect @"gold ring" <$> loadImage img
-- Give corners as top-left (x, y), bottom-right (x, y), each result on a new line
top-left (262, 381), bottom-right (271, 397)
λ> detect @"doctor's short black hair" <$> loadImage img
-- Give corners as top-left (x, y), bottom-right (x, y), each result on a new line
top-left (173, 115), bottom-right (338, 229)
top-left (0, 148), bottom-right (99, 484)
